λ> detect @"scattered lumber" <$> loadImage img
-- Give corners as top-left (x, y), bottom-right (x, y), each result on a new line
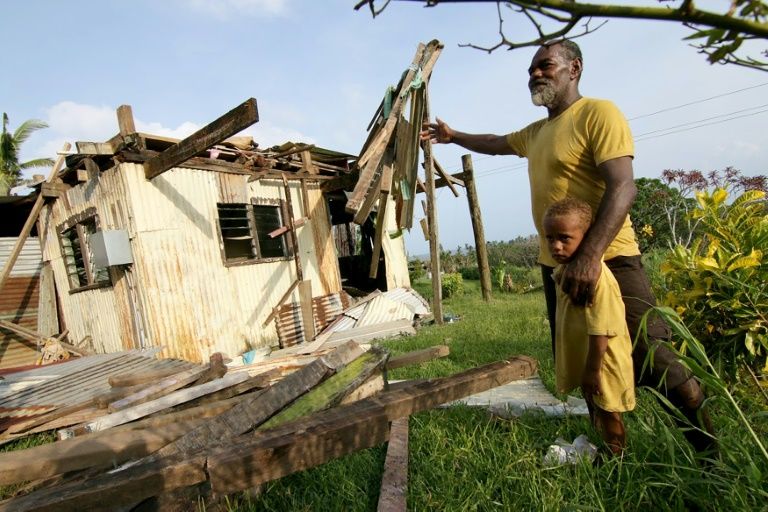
top-left (0, 355), bottom-right (536, 511)
top-left (60, 372), bottom-right (250, 438)
top-left (106, 366), bottom-right (209, 412)
top-left (154, 341), bottom-right (364, 459)
top-left (377, 417), bottom-right (409, 512)
top-left (108, 367), bottom-right (190, 388)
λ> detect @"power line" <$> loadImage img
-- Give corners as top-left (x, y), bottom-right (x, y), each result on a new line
top-left (634, 103), bottom-right (768, 138)
top-left (635, 108), bottom-right (768, 142)
top-left (628, 81), bottom-right (768, 121)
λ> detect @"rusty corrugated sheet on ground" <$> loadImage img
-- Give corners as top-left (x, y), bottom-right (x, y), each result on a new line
top-left (0, 237), bottom-right (43, 369)
top-left (312, 291), bottom-right (351, 333)
top-left (0, 349), bottom-right (194, 430)
top-left (275, 302), bottom-right (305, 348)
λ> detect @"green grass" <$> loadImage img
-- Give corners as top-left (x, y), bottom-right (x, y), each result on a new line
top-left (239, 280), bottom-right (768, 511)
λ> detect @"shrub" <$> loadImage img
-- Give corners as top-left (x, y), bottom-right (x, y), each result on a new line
top-left (441, 273), bottom-right (464, 299)
top-left (409, 259), bottom-right (425, 283)
top-left (458, 265), bottom-right (480, 280)
top-left (661, 188), bottom-right (768, 374)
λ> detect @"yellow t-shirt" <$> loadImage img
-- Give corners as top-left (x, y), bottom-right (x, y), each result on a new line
top-left (554, 262), bottom-right (635, 412)
top-left (506, 97), bottom-right (640, 267)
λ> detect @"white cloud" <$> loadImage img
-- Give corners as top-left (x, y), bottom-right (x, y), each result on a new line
top-left (135, 120), bottom-right (201, 140)
top-left (182, 0), bottom-right (290, 19)
top-left (46, 101), bottom-right (115, 141)
top-left (241, 121), bottom-right (315, 149)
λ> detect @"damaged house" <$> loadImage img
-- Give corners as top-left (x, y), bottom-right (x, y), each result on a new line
top-left (28, 99), bottom-right (410, 363)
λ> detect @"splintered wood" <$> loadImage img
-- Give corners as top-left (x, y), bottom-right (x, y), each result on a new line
top-left (0, 336), bottom-right (536, 511)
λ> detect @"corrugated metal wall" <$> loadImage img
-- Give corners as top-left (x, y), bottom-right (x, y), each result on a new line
top-left (39, 168), bottom-right (139, 355)
top-left (120, 164), bottom-right (342, 362)
top-left (0, 237), bottom-right (43, 369)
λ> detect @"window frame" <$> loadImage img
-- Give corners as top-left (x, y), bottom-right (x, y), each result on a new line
top-left (57, 209), bottom-right (112, 293)
top-left (216, 198), bottom-right (293, 267)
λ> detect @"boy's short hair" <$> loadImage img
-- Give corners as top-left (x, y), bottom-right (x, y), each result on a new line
top-left (543, 197), bottom-right (593, 231)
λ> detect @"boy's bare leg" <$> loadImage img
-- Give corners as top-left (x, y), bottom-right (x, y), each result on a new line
top-left (586, 398), bottom-right (626, 456)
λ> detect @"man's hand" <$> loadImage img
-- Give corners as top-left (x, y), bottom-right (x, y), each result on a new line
top-left (561, 252), bottom-right (602, 306)
top-left (421, 117), bottom-right (454, 144)
top-left (581, 367), bottom-right (603, 400)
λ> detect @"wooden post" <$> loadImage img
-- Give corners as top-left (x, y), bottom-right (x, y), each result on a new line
top-left (116, 105), bottom-right (136, 136)
top-left (422, 90), bottom-right (443, 324)
top-left (462, 154), bottom-right (492, 302)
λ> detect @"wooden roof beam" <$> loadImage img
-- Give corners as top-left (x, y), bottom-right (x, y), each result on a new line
top-left (144, 98), bottom-right (259, 180)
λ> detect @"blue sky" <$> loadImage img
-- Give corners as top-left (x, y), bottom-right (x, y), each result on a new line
top-left (2, 1), bottom-right (766, 256)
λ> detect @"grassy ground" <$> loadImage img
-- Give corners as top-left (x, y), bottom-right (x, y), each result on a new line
top-left (238, 280), bottom-right (767, 512)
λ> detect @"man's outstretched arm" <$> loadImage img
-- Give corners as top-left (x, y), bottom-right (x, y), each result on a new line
top-left (561, 155), bottom-right (637, 306)
top-left (421, 117), bottom-right (517, 156)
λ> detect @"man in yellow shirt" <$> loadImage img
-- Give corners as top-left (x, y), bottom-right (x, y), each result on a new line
top-left (421, 39), bottom-right (715, 454)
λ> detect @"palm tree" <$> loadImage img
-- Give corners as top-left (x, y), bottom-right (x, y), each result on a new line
top-left (1, 113), bottom-right (54, 195)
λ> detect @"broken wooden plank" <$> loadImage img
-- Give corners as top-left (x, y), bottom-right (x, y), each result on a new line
top-left (75, 141), bottom-right (114, 155)
top-left (155, 341), bottom-right (364, 459)
top-left (340, 372), bottom-right (386, 405)
top-left (0, 419), bottom-right (207, 487)
top-left (107, 365), bottom-right (209, 412)
top-left (262, 279), bottom-right (300, 327)
top-left (62, 372), bottom-right (250, 437)
top-left (117, 105), bottom-right (136, 136)
top-left (346, 43), bottom-right (428, 216)
top-left (267, 217), bottom-right (306, 238)
top-left (377, 417), bottom-right (409, 512)
top-left (0, 395), bottom-right (249, 486)
top-left (369, 162), bottom-right (394, 279)
top-left (258, 347), bottom-right (389, 431)
top-left (298, 279), bottom-right (316, 342)
top-left (385, 345), bottom-right (450, 371)
top-left (432, 158), bottom-right (460, 197)
top-left (419, 218), bottom-right (430, 241)
top-left (144, 98), bottom-right (259, 180)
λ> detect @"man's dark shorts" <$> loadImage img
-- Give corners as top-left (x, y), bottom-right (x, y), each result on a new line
top-left (541, 255), bottom-right (691, 391)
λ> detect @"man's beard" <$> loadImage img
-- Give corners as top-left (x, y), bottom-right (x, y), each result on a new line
top-left (530, 82), bottom-right (557, 107)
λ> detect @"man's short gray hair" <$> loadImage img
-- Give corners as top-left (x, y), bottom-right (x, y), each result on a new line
top-left (543, 39), bottom-right (583, 63)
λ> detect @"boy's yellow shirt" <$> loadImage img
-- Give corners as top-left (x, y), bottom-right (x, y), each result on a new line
top-left (506, 97), bottom-right (640, 267)
top-left (554, 262), bottom-right (636, 412)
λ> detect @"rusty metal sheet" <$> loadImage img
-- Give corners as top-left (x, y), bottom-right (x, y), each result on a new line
top-left (0, 349), bottom-right (195, 430)
top-left (275, 302), bottom-right (305, 348)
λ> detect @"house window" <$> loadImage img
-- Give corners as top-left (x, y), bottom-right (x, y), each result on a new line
top-left (60, 217), bottom-right (111, 291)
top-left (217, 202), bottom-right (290, 263)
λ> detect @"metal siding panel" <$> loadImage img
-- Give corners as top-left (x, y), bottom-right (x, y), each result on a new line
top-left (0, 350), bottom-right (195, 427)
top-left (380, 193), bottom-right (410, 289)
top-left (0, 237), bottom-right (42, 277)
top-left (355, 295), bottom-right (413, 328)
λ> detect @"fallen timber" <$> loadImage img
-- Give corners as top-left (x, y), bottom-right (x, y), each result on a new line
top-left (0, 355), bottom-right (537, 511)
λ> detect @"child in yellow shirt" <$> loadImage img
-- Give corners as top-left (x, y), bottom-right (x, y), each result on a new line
top-left (543, 198), bottom-right (636, 455)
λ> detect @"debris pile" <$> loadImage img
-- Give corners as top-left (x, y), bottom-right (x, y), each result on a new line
top-left (0, 290), bottom-right (537, 510)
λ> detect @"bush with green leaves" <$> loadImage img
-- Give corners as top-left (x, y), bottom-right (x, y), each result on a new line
top-left (661, 188), bottom-right (768, 374)
top-left (458, 265), bottom-right (480, 280)
top-left (409, 259), bottom-right (425, 283)
top-left (441, 272), bottom-right (464, 299)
